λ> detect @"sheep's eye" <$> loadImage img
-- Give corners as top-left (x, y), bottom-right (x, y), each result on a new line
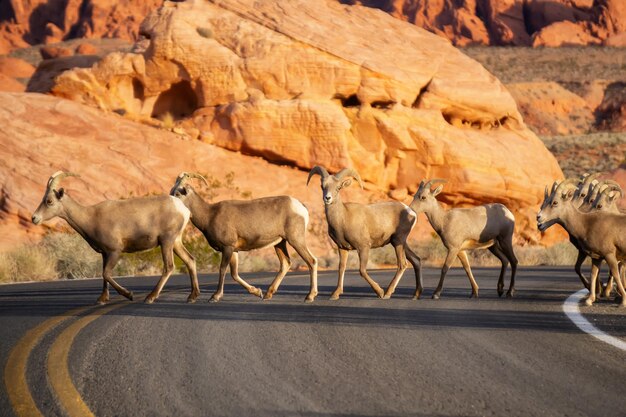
top-left (581, 193), bottom-right (586, 198)
top-left (552, 200), bottom-right (558, 207)
top-left (421, 195), bottom-right (426, 200)
top-left (597, 204), bottom-right (603, 209)
top-left (46, 199), bottom-right (53, 206)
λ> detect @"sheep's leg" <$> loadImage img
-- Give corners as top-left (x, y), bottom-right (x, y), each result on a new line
top-left (210, 247), bottom-right (233, 303)
top-left (585, 258), bottom-right (602, 306)
top-left (98, 251), bottom-right (132, 304)
top-left (498, 237), bottom-right (518, 298)
top-left (605, 254), bottom-right (626, 307)
top-left (173, 239), bottom-right (200, 303)
top-left (574, 250), bottom-right (590, 290)
top-left (330, 248), bottom-right (349, 300)
top-left (488, 244), bottom-right (508, 297)
top-left (229, 252), bottom-right (263, 299)
top-left (289, 237), bottom-right (318, 303)
top-left (383, 244), bottom-right (408, 299)
top-left (457, 251), bottom-right (479, 298)
top-left (264, 241), bottom-right (291, 300)
top-left (98, 271), bottom-right (109, 305)
top-left (357, 247), bottom-right (384, 298)
top-left (433, 249), bottom-right (458, 299)
top-left (145, 243), bottom-right (175, 304)
top-left (602, 269), bottom-right (614, 299)
top-left (404, 246), bottom-right (423, 299)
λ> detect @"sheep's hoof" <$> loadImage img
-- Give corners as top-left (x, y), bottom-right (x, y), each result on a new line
top-left (252, 288), bottom-right (263, 299)
top-left (584, 297), bottom-right (594, 306)
top-left (497, 289), bottom-right (504, 297)
top-left (304, 296), bottom-right (315, 303)
top-left (96, 299), bottom-right (107, 305)
top-left (506, 289), bottom-right (515, 298)
top-left (432, 293), bottom-right (440, 300)
top-left (469, 292), bottom-right (479, 299)
top-left (208, 295), bottom-right (222, 303)
top-left (187, 294), bottom-right (198, 303)
top-left (144, 295), bottom-right (155, 304)
top-left (375, 289), bottom-right (385, 299)
top-left (382, 293), bottom-right (392, 300)
top-left (413, 290), bottom-right (422, 300)
top-left (329, 292), bottom-right (341, 300)
top-left (263, 292), bottom-right (274, 301)
top-left (127, 291), bottom-right (134, 301)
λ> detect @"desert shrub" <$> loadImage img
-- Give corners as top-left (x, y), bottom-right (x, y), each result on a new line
top-left (0, 245), bottom-right (56, 283)
top-left (40, 232), bottom-right (101, 279)
top-left (182, 232), bottom-right (221, 273)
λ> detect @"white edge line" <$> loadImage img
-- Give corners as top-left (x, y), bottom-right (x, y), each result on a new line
top-left (563, 289), bottom-right (626, 352)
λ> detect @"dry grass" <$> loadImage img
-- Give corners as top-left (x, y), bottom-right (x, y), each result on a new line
top-left (540, 132), bottom-right (626, 178)
top-left (0, 231), bottom-right (582, 284)
top-left (463, 46), bottom-right (626, 84)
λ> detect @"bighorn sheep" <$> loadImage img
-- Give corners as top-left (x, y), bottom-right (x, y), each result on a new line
top-left (537, 180), bottom-right (626, 306)
top-left (32, 171), bottom-right (199, 304)
top-left (170, 172), bottom-right (318, 302)
top-left (307, 166), bottom-right (422, 300)
top-left (409, 179), bottom-right (518, 299)
top-left (542, 177), bottom-right (623, 297)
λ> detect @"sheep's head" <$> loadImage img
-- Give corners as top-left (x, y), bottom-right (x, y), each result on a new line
top-left (537, 178), bottom-right (578, 232)
top-left (32, 171), bottom-right (80, 225)
top-left (307, 166), bottom-right (363, 205)
top-left (592, 182), bottom-right (623, 213)
top-left (170, 172), bottom-right (209, 204)
top-left (571, 172), bottom-right (600, 207)
top-left (409, 179), bottom-right (446, 214)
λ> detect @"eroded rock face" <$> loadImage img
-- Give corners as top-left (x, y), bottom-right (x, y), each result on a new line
top-left (0, 91), bottom-right (359, 254)
top-left (0, 0), bottom-right (162, 50)
top-left (346, 0), bottom-right (625, 46)
top-left (49, 0), bottom-right (562, 243)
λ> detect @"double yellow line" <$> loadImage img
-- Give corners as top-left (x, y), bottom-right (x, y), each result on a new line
top-left (4, 302), bottom-right (128, 417)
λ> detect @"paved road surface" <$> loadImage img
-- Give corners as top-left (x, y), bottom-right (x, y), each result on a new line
top-left (1, 266), bottom-right (625, 417)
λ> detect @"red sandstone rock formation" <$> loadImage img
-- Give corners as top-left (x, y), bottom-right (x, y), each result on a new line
top-left (46, 0), bottom-right (563, 244)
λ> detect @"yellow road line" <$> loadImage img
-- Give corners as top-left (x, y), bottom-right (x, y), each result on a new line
top-left (4, 305), bottom-right (95, 417)
top-left (47, 302), bottom-right (127, 417)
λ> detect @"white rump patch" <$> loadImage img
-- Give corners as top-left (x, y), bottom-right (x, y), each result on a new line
top-left (503, 207), bottom-right (515, 222)
top-left (170, 195), bottom-right (191, 225)
top-left (290, 197), bottom-right (309, 226)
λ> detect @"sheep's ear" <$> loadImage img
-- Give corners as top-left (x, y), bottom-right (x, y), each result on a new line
top-left (608, 191), bottom-right (617, 202)
top-left (432, 185), bottom-right (443, 197)
top-left (54, 188), bottom-right (65, 199)
top-left (340, 179), bottom-right (352, 189)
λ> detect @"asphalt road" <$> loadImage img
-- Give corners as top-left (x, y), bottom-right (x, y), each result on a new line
top-left (1, 266), bottom-right (625, 417)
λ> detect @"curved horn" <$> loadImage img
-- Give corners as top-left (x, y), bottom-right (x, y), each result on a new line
top-left (334, 168), bottom-right (364, 189)
top-left (579, 172), bottom-right (602, 191)
top-left (600, 180), bottom-right (623, 199)
top-left (600, 179), bottom-right (622, 192)
top-left (307, 166), bottom-right (329, 186)
top-left (186, 172), bottom-right (209, 187)
top-left (47, 171), bottom-right (80, 191)
top-left (555, 177), bottom-right (579, 195)
top-left (597, 186), bottom-right (622, 202)
top-left (425, 178), bottom-right (447, 191)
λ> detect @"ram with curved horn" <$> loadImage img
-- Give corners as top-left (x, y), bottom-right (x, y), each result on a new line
top-left (171, 172), bottom-right (318, 302)
top-left (410, 179), bottom-right (518, 299)
top-left (538, 176), bottom-right (626, 307)
top-left (540, 176), bottom-right (622, 297)
top-left (307, 166), bottom-right (422, 300)
top-left (32, 171), bottom-right (199, 304)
